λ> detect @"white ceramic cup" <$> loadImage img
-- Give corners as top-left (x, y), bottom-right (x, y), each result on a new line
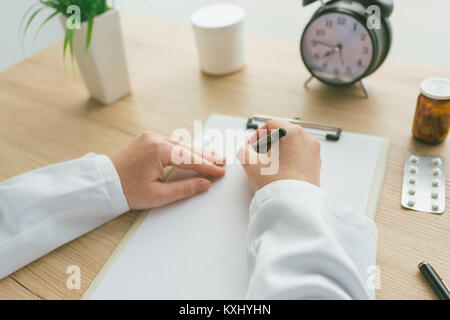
top-left (191, 4), bottom-right (246, 75)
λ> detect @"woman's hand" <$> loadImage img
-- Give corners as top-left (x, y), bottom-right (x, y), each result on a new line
top-left (111, 131), bottom-right (226, 209)
top-left (238, 120), bottom-right (321, 192)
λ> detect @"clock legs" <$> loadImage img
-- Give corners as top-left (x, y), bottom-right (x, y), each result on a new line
top-left (304, 75), bottom-right (314, 88)
top-left (358, 80), bottom-right (369, 99)
top-left (303, 75), bottom-right (370, 99)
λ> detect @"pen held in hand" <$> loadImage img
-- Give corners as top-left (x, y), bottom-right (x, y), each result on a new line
top-left (252, 128), bottom-right (287, 153)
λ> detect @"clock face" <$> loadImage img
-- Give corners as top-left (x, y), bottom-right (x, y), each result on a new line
top-left (301, 12), bottom-right (374, 84)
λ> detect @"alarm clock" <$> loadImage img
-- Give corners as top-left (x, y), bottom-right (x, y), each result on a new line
top-left (300, 0), bottom-right (393, 92)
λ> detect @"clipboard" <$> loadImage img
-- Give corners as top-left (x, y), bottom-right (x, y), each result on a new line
top-left (247, 114), bottom-right (342, 141)
top-left (83, 113), bottom-right (390, 299)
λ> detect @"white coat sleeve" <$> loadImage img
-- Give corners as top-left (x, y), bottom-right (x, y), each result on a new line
top-left (0, 153), bottom-right (129, 279)
top-left (246, 180), bottom-right (378, 300)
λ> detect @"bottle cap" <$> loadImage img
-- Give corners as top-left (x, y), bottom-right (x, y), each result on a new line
top-left (191, 4), bottom-right (245, 35)
top-left (420, 78), bottom-right (450, 100)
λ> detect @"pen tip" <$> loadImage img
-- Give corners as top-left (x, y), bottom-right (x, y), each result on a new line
top-left (279, 128), bottom-right (287, 137)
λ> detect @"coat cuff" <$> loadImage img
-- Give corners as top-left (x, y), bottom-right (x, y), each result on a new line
top-left (91, 154), bottom-right (130, 215)
top-left (249, 179), bottom-right (377, 240)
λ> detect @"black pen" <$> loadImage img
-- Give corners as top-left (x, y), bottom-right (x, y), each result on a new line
top-left (252, 128), bottom-right (286, 153)
top-left (418, 261), bottom-right (450, 300)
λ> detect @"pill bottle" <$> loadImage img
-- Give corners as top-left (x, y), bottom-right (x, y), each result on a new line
top-left (191, 4), bottom-right (246, 75)
top-left (412, 78), bottom-right (450, 144)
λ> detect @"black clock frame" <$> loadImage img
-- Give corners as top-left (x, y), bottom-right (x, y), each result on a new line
top-left (300, 0), bottom-right (392, 86)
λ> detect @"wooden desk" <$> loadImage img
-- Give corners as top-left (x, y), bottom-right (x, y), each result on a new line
top-left (0, 13), bottom-right (448, 300)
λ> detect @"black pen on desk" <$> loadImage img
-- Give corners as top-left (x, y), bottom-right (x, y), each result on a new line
top-left (252, 128), bottom-right (286, 153)
top-left (418, 261), bottom-right (450, 300)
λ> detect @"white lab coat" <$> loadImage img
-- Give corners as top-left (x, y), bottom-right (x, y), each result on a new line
top-left (0, 154), bottom-right (377, 299)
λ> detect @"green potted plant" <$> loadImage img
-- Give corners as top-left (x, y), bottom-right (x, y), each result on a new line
top-left (21, 0), bottom-right (131, 104)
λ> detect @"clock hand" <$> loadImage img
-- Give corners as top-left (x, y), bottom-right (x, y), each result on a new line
top-left (322, 45), bottom-right (340, 59)
top-left (338, 49), bottom-right (344, 65)
top-left (312, 40), bottom-right (335, 48)
top-left (322, 49), bottom-right (334, 58)
top-left (321, 50), bottom-right (335, 69)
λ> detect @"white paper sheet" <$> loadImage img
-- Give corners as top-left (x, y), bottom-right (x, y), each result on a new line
top-left (88, 114), bottom-right (388, 299)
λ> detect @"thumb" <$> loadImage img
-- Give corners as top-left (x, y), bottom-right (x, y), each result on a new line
top-left (237, 143), bottom-right (260, 176)
top-left (154, 178), bottom-right (211, 207)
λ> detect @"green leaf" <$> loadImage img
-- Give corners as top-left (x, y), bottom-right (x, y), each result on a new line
top-left (85, 9), bottom-right (95, 55)
top-left (63, 27), bottom-right (73, 58)
top-left (32, 9), bottom-right (59, 45)
top-left (19, 2), bottom-right (41, 39)
top-left (99, 0), bottom-right (106, 14)
top-left (21, 0), bottom-right (115, 73)
top-left (21, 6), bottom-right (46, 49)
top-left (63, 26), bottom-right (74, 74)
top-left (19, 3), bottom-right (41, 55)
top-left (69, 28), bottom-right (76, 76)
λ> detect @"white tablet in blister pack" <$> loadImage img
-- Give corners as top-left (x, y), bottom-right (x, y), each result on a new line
top-left (402, 152), bottom-right (446, 214)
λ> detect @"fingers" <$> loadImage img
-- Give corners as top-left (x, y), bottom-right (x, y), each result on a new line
top-left (247, 120), bottom-right (301, 145)
top-left (237, 143), bottom-right (252, 168)
top-left (247, 126), bottom-right (272, 144)
top-left (258, 120), bottom-right (286, 131)
top-left (152, 178), bottom-right (211, 207)
top-left (167, 138), bottom-right (226, 166)
top-left (247, 130), bottom-right (259, 144)
top-left (258, 120), bottom-right (306, 135)
top-left (237, 143), bottom-right (264, 176)
top-left (169, 145), bottom-right (226, 177)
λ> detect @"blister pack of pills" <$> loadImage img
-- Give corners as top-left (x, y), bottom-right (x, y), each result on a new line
top-left (401, 152), bottom-right (446, 214)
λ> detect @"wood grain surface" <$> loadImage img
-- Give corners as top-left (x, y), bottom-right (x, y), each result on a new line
top-left (0, 12), bottom-right (448, 300)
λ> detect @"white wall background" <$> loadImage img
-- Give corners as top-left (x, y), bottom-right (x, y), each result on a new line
top-left (2, 0), bottom-right (450, 72)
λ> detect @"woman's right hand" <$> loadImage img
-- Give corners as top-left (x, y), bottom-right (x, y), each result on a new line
top-left (237, 120), bottom-right (322, 192)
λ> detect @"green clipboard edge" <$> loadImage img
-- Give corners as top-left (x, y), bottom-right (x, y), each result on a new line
top-left (82, 131), bottom-right (391, 300)
top-left (365, 136), bottom-right (391, 220)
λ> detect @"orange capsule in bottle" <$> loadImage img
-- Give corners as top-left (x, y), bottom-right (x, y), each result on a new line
top-left (412, 78), bottom-right (450, 144)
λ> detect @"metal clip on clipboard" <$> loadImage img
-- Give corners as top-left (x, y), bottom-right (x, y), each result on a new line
top-left (246, 114), bottom-right (342, 141)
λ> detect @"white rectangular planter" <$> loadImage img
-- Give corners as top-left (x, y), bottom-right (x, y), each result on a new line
top-left (60, 9), bottom-right (131, 105)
